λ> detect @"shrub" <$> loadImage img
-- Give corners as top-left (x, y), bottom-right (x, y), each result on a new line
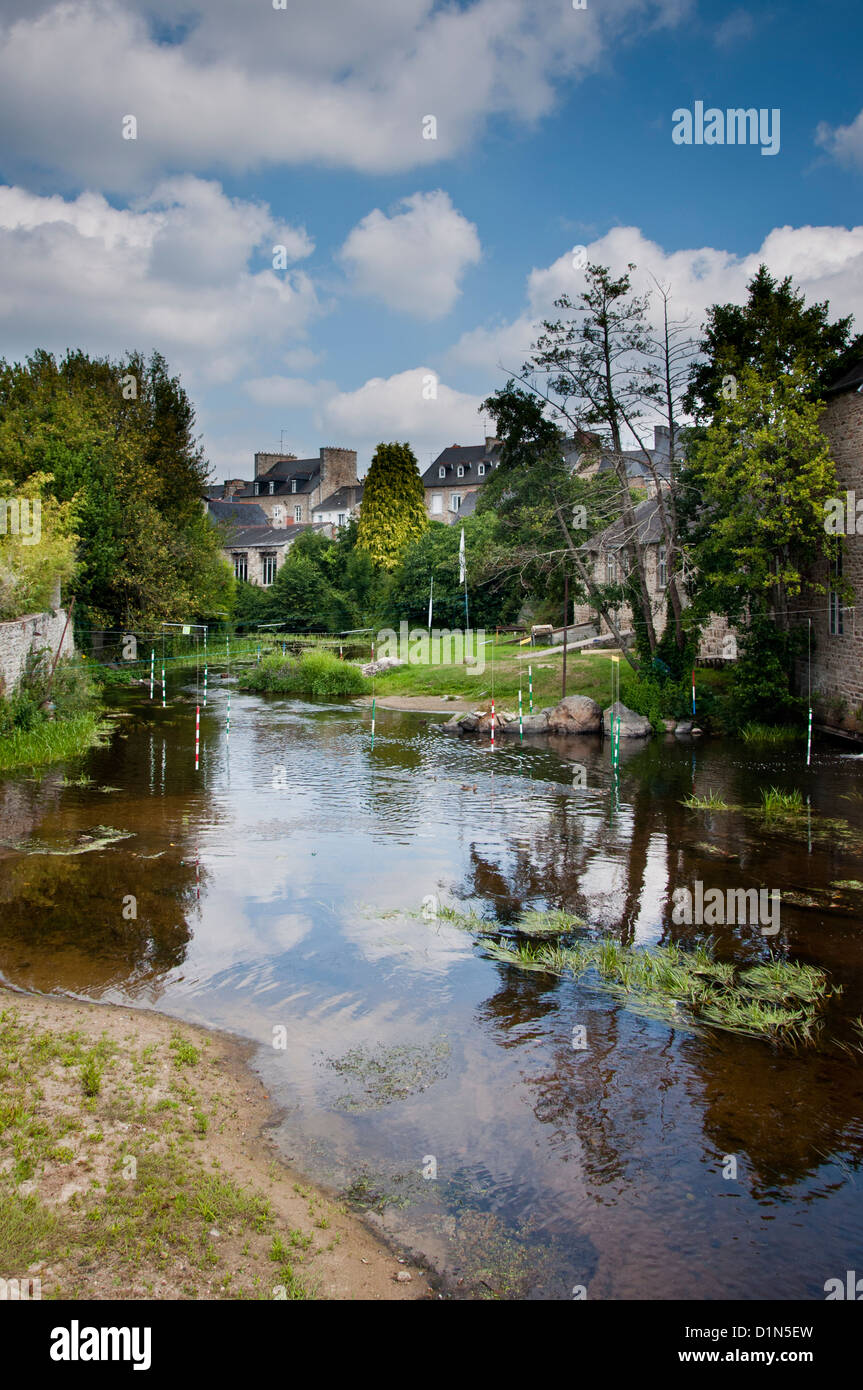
top-left (238, 652), bottom-right (370, 697)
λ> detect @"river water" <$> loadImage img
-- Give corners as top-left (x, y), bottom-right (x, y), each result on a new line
top-left (1, 681), bottom-right (862, 1298)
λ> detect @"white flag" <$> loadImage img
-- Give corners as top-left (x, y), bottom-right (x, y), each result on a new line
top-left (458, 526), bottom-right (466, 585)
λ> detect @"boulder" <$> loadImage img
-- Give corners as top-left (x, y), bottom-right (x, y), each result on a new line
top-left (547, 694), bottom-right (603, 735)
top-left (603, 701), bottom-right (652, 739)
top-left (441, 711), bottom-right (479, 734)
top-left (674, 719), bottom-right (693, 735)
top-left (501, 709), bottom-right (550, 735)
top-left (361, 656), bottom-right (404, 677)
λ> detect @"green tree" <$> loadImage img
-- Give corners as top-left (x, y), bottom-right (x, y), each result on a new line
top-left (685, 264), bottom-right (863, 421)
top-left (0, 348), bottom-right (233, 631)
top-left (680, 366), bottom-right (842, 636)
top-left (356, 442), bottom-right (427, 571)
top-left (0, 471), bottom-right (77, 621)
top-left (384, 512), bottom-right (515, 630)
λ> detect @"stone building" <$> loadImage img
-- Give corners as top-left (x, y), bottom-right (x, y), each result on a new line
top-left (211, 447), bottom-right (360, 528)
top-left (420, 439), bottom-right (501, 522)
top-left (206, 500), bottom-right (330, 588)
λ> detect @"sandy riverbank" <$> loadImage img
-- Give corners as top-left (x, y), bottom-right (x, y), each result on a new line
top-left (354, 695), bottom-right (479, 713)
top-left (0, 986), bottom-right (433, 1301)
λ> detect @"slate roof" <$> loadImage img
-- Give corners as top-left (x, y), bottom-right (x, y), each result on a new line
top-left (313, 484), bottom-right (364, 512)
top-left (826, 358), bottom-right (863, 395)
top-left (208, 500), bottom-right (270, 525)
top-left (421, 442), bottom-right (500, 488)
top-left (582, 496), bottom-right (665, 552)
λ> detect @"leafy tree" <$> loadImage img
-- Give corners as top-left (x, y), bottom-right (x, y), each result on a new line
top-left (0, 471), bottom-right (77, 621)
top-left (266, 551), bottom-right (341, 631)
top-left (0, 348), bottom-right (234, 630)
top-left (680, 366), bottom-right (842, 637)
top-left (356, 441), bottom-right (427, 570)
top-left (384, 512), bottom-right (516, 630)
top-left (685, 264), bottom-right (863, 421)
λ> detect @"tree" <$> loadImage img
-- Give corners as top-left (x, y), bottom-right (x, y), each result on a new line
top-left (519, 262), bottom-right (664, 655)
top-left (356, 442), bottom-right (427, 570)
top-left (0, 348), bottom-right (233, 630)
top-left (267, 551), bottom-right (340, 631)
top-left (384, 511), bottom-right (516, 630)
top-left (680, 366), bottom-right (842, 636)
top-left (0, 471), bottom-right (77, 621)
top-left (685, 264), bottom-right (863, 421)
top-left (480, 382), bottom-right (638, 665)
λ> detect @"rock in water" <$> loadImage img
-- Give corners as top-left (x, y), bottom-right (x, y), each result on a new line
top-left (547, 695), bottom-right (603, 735)
top-left (603, 701), bottom-right (652, 738)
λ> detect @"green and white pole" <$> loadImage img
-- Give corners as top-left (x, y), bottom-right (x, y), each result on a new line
top-left (528, 664), bottom-right (533, 714)
top-left (371, 696), bottom-right (376, 750)
top-left (807, 706), bottom-right (812, 768)
top-left (518, 686), bottom-right (523, 743)
top-left (203, 663), bottom-right (208, 708)
top-left (149, 648), bottom-right (154, 700)
top-left (226, 690), bottom-right (231, 747)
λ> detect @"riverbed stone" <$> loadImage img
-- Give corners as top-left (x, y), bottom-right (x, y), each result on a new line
top-left (361, 656), bottom-right (404, 677)
top-left (674, 719), bottom-right (693, 735)
top-left (547, 694), bottom-right (603, 735)
top-left (603, 701), bottom-right (652, 738)
top-left (441, 711), bottom-right (479, 734)
top-left (501, 708), bottom-right (550, 735)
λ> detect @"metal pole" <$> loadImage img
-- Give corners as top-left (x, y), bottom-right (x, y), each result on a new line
top-left (562, 569), bottom-right (569, 699)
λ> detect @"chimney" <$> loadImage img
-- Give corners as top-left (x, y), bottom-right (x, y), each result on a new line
top-left (319, 446), bottom-right (358, 499)
top-left (222, 478), bottom-right (246, 500)
top-left (484, 436), bottom-right (500, 452)
top-left (653, 425), bottom-right (671, 457)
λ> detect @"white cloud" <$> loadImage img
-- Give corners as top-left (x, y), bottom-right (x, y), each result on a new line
top-left (318, 367), bottom-right (491, 470)
top-left (0, 178), bottom-right (320, 382)
top-left (339, 191), bottom-right (481, 319)
top-left (447, 223), bottom-right (863, 376)
top-left (0, 0), bottom-right (691, 190)
top-left (816, 111), bottom-right (863, 171)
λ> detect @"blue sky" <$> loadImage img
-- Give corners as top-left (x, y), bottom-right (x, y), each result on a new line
top-left (0, 0), bottom-right (861, 479)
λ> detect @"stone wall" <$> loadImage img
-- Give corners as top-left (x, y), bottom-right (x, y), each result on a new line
top-left (0, 606), bottom-right (74, 696)
top-left (318, 447), bottom-right (358, 501)
top-left (798, 389), bottom-right (863, 733)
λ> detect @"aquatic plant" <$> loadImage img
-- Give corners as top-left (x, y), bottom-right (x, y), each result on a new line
top-left (761, 786), bottom-right (805, 817)
top-left (741, 723), bottom-right (801, 744)
top-left (680, 790), bottom-right (731, 809)
top-left (237, 652), bottom-right (370, 698)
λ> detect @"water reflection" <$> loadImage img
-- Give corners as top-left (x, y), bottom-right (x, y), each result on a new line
top-left (0, 685), bottom-right (861, 1298)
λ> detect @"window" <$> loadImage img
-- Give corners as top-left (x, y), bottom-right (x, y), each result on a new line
top-left (605, 552), bottom-right (616, 584)
top-left (337, 513), bottom-right (346, 527)
top-left (291, 479), bottom-right (298, 493)
top-left (457, 464), bottom-right (464, 478)
top-left (261, 552), bottom-right (277, 586)
top-left (450, 493), bottom-right (462, 512)
top-left (269, 481), bottom-right (275, 495)
top-left (431, 493), bottom-right (443, 515)
top-left (272, 504), bottom-right (284, 524)
top-left (830, 554), bottom-right (844, 635)
top-left (438, 466), bottom-right (446, 478)
top-left (294, 505), bottom-right (302, 523)
top-left (658, 544), bottom-right (667, 590)
top-left (478, 463), bottom-right (485, 476)
top-left (233, 552), bottom-right (248, 582)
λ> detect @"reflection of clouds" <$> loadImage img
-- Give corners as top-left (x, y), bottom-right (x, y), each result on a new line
top-left (340, 908), bottom-right (474, 975)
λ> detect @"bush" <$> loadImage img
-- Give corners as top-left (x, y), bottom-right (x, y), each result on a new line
top-left (238, 652), bottom-right (370, 697)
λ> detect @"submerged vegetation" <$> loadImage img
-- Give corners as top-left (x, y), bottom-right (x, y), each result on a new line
top-left (680, 790), bottom-right (732, 810)
top-left (741, 723), bottom-right (802, 744)
top-left (761, 786), bottom-right (806, 817)
top-left (237, 651), bottom-right (370, 698)
top-left (428, 907), bottom-right (836, 1046)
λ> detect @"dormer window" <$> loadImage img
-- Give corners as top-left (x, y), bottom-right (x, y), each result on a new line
top-left (291, 479), bottom-right (297, 493)
top-left (478, 463), bottom-right (486, 476)
top-left (457, 465), bottom-right (464, 478)
top-left (438, 466), bottom-right (445, 478)
top-left (269, 481), bottom-right (275, 495)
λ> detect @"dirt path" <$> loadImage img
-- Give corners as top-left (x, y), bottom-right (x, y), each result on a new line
top-left (354, 695), bottom-right (479, 713)
top-left (0, 987), bottom-right (434, 1301)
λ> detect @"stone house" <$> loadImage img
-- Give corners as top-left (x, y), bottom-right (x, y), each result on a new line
top-left (571, 494), bottom-right (737, 662)
top-left (206, 500), bottom-right (330, 589)
top-left (215, 447), bottom-right (360, 528)
top-left (420, 439), bottom-right (501, 522)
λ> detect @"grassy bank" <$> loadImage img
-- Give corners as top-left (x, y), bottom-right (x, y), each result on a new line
top-left (0, 712), bottom-right (107, 773)
top-left (0, 990), bottom-right (429, 1301)
top-left (238, 651), bottom-right (370, 697)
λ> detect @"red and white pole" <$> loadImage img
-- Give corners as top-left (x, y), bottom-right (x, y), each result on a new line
top-left (195, 704), bottom-right (200, 772)
top-left (490, 697), bottom-right (495, 752)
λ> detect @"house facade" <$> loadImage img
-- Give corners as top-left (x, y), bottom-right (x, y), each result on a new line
top-left (420, 438), bottom-right (501, 522)
top-left (206, 500), bottom-right (330, 588)
top-left (213, 447), bottom-right (360, 528)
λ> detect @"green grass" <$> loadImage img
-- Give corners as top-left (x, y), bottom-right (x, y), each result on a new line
top-left (761, 786), bottom-right (805, 817)
top-left (741, 722), bottom-right (802, 744)
top-left (430, 908), bottom-right (835, 1045)
top-left (238, 651), bottom-right (370, 697)
top-left (0, 713), bottom-right (107, 773)
top-left (681, 790), bottom-right (732, 810)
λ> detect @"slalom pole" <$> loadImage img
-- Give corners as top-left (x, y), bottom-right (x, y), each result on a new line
top-left (195, 702), bottom-right (200, 772)
top-left (806, 618), bottom-right (812, 767)
top-left (226, 690), bottom-right (231, 747)
top-left (370, 638), bottom-right (376, 750)
top-left (491, 696), bottom-right (495, 752)
top-left (161, 632), bottom-right (166, 709)
top-left (518, 685), bottom-right (523, 743)
top-left (691, 667), bottom-right (696, 718)
top-left (149, 648), bottom-right (154, 700)
top-left (528, 664), bottom-right (533, 714)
